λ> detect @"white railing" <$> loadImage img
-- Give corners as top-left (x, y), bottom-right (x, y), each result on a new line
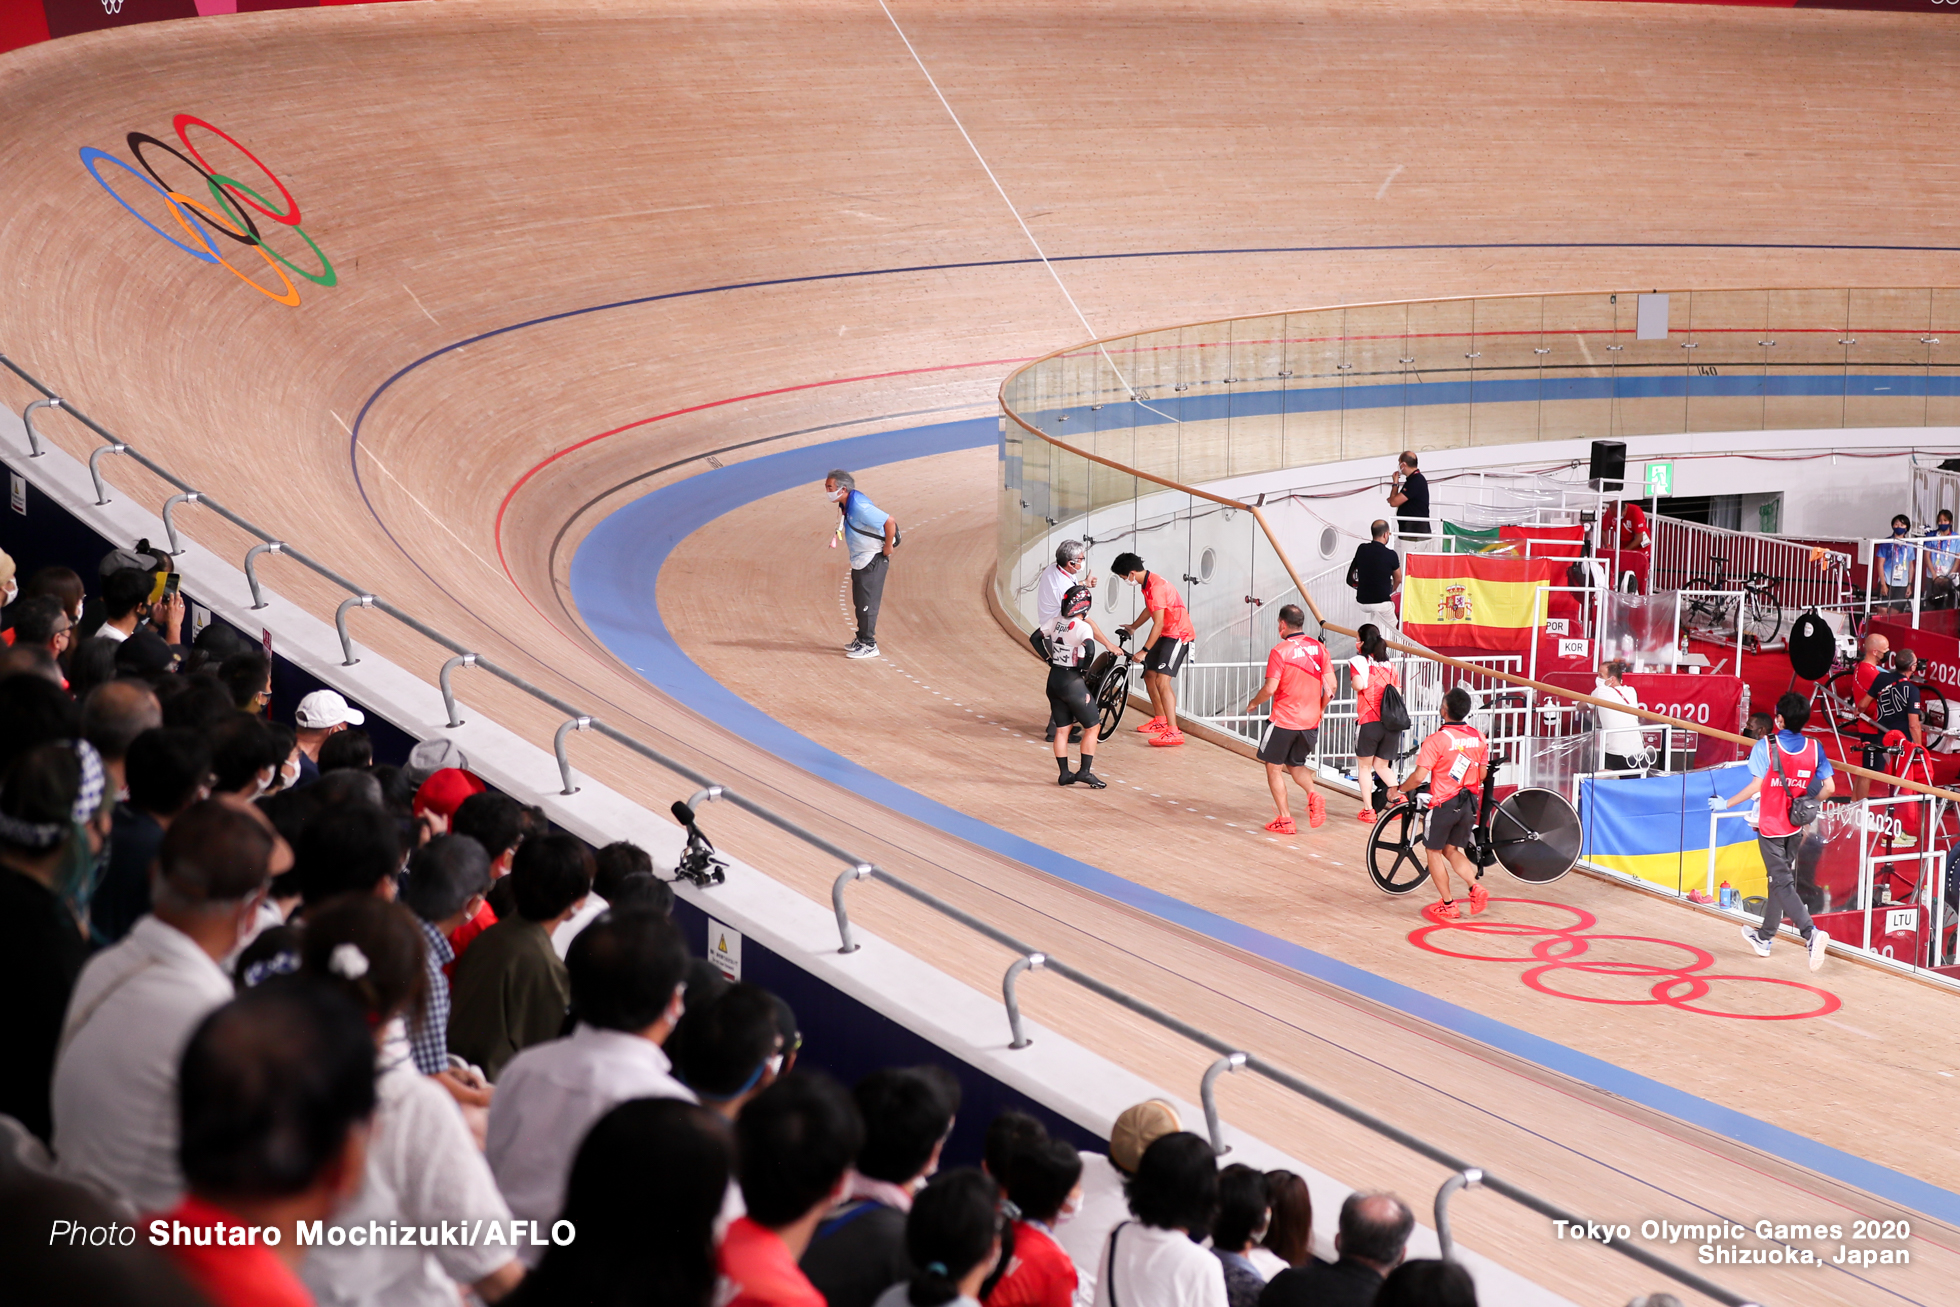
top-left (1648, 515), bottom-right (1852, 625)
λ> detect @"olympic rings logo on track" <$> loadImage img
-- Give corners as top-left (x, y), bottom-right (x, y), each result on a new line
top-left (1409, 899), bottom-right (1841, 1021)
top-left (79, 115), bottom-right (336, 309)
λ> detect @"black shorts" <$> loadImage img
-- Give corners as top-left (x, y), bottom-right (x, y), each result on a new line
top-left (1423, 790), bottom-right (1478, 851)
top-left (1355, 721), bottom-right (1402, 760)
top-left (1046, 667), bottom-right (1099, 731)
top-left (1257, 725), bottom-right (1318, 767)
top-left (1142, 638), bottom-right (1190, 676)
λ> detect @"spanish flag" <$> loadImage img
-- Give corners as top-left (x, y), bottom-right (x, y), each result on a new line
top-left (1402, 554), bottom-right (1564, 652)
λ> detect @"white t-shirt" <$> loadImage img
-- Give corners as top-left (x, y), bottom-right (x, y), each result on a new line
top-left (1244, 1247), bottom-right (1288, 1281)
top-left (1056, 1153), bottom-right (1128, 1307)
top-left (1037, 565), bottom-right (1082, 632)
top-left (1093, 1221), bottom-right (1229, 1307)
top-left (52, 915), bottom-right (235, 1213)
top-left (551, 892), bottom-right (609, 958)
top-left (1594, 680), bottom-right (1644, 756)
top-left (300, 1026), bottom-right (515, 1307)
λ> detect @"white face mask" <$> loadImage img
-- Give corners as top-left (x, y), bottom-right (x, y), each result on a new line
top-left (2, 582), bottom-right (15, 607)
top-left (827, 487), bottom-right (848, 503)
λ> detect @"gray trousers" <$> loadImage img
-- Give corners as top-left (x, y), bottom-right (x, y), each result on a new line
top-left (852, 555), bottom-right (889, 643)
top-left (1755, 832), bottom-right (1816, 942)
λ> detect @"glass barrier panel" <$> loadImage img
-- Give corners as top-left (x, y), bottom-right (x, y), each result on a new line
top-left (1272, 307), bottom-right (1346, 467)
top-left (1226, 314), bottom-right (1286, 478)
top-left (1930, 288), bottom-right (1960, 431)
top-left (1683, 288), bottom-right (1770, 435)
top-left (1336, 303), bottom-right (1412, 463)
top-left (1846, 287), bottom-right (1934, 429)
top-left (1175, 320), bottom-right (1234, 485)
top-left (1536, 293), bottom-right (1619, 445)
top-left (1465, 294), bottom-right (1548, 448)
top-left (1402, 297), bottom-right (1474, 451)
top-left (1764, 287), bottom-right (1852, 431)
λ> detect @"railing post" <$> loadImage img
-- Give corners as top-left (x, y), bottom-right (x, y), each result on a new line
top-left (243, 541), bottom-right (284, 610)
top-left (1003, 953), bottom-right (1047, 1049)
top-left (832, 863), bottom-right (872, 954)
top-left (554, 716), bottom-right (592, 795)
top-left (1201, 1052), bottom-right (1248, 1154)
top-left (161, 491), bottom-right (202, 556)
top-left (88, 441), bottom-right (127, 505)
top-left (687, 784), bottom-right (726, 812)
top-left (21, 396), bottom-right (59, 457)
top-left (438, 654), bottom-right (477, 727)
top-left (334, 594), bottom-right (375, 666)
top-left (1433, 1169), bottom-right (1483, 1261)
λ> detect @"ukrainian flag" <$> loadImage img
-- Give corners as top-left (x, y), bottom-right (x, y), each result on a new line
top-left (1578, 768), bottom-right (1769, 897)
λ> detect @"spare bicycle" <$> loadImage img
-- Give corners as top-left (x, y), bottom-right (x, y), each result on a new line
top-left (1363, 744), bottom-right (1583, 896)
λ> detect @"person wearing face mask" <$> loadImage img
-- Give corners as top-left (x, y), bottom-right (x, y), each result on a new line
top-left (51, 799), bottom-right (277, 1212)
top-left (825, 469), bottom-right (899, 660)
top-left (0, 739), bottom-right (110, 1144)
top-left (1924, 509), bottom-right (1958, 609)
top-left (0, 546), bottom-right (17, 624)
top-left (1872, 513), bottom-right (1916, 613)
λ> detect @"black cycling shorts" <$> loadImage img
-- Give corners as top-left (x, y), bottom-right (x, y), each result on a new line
top-left (1257, 725), bottom-right (1318, 768)
top-left (1046, 667), bottom-right (1099, 731)
top-left (1424, 790), bottom-right (1478, 852)
top-left (1142, 638), bottom-right (1190, 677)
top-left (1355, 721), bottom-right (1402, 760)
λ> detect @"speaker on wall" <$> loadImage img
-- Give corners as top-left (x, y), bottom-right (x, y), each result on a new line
top-left (1588, 440), bottom-right (1626, 491)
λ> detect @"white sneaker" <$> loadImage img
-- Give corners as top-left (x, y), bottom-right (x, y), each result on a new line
top-left (844, 638), bottom-right (865, 653)
top-left (1807, 929), bottom-right (1829, 972)
top-left (846, 642), bottom-right (880, 659)
top-left (1740, 925), bottom-right (1772, 958)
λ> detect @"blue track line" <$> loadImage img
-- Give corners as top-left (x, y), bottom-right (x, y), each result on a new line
top-left (569, 417), bottom-right (1960, 1229)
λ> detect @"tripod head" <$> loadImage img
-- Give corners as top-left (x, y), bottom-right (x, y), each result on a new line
top-left (670, 799), bottom-right (728, 888)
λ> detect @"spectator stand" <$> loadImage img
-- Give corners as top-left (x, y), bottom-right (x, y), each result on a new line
top-left (1, 372), bottom-right (1592, 1307)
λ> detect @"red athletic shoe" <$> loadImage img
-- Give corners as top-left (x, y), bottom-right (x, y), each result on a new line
top-left (1424, 900), bottom-right (1461, 922)
top-left (1136, 716), bottom-right (1168, 734)
top-left (1468, 883), bottom-right (1489, 915)
top-left (1355, 808), bottom-right (1377, 823)
top-left (1264, 817), bottom-right (1297, 835)
top-left (1149, 729), bottom-right (1185, 747)
top-left (1306, 792), bottom-right (1326, 828)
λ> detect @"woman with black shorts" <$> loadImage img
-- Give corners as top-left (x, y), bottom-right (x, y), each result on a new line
top-left (1045, 584), bottom-right (1119, 789)
top-left (1350, 623), bottom-right (1402, 821)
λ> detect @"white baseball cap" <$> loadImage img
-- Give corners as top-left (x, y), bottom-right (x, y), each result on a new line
top-left (295, 689), bottom-right (366, 730)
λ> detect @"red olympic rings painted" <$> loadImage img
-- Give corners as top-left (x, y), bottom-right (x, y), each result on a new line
top-left (1409, 898), bottom-right (1841, 1021)
top-left (80, 115), bottom-right (334, 308)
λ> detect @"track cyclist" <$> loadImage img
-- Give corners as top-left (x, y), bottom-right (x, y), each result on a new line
top-left (1044, 583), bottom-right (1120, 789)
top-left (1111, 552), bottom-right (1195, 747)
top-left (1397, 686), bottom-right (1490, 921)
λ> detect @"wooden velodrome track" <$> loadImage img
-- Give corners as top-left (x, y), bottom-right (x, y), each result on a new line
top-left (5, 1), bottom-right (1960, 1301)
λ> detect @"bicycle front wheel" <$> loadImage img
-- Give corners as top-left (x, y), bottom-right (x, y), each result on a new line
top-left (1745, 591), bottom-right (1781, 646)
top-left (1096, 665), bottom-right (1130, 740)
top-left (1366, 804), bottom-right (1430, 896)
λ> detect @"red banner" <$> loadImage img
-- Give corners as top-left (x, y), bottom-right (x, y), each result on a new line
top-left (1540, 670), bottom-right (1747, 767)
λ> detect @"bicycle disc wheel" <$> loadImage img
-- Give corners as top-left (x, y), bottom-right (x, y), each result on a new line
top-left (1487, 788), bottom-right (1581, 884)
top-left (1366, 804), bottom-right (1429, 896)
top-left (1096, 666), bottom-right (1130, 740)
top-left (1745, 591), bottom-right (1781, 646)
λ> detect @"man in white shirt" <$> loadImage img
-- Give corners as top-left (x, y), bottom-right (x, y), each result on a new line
top-left (1057, 1099), bottom-right (1181, 1307)
top-left (1036, 541), bottom-right (1095, 743)
top-left (487, 907), bottom-right (693, 1265)
top-left (52, 800), bottom-right (275, 1213)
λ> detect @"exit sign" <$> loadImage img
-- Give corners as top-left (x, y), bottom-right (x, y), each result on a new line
top-left (1644, 462), bottom-right (1674, 497)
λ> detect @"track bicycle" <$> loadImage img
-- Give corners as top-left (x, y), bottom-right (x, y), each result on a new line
top-left (1363, 740), bottom-right (1583, 896)
top-left (1680, 554), bottom-right (1781, 650)
top-left (1083, 630), bottom-right (1137, 741)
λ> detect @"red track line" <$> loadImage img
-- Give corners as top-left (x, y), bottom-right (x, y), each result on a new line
top-left (491, 355), bottom-right (1029, 589)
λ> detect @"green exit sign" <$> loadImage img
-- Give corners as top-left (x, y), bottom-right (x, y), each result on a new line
top-left (1644, 461), bottom-right (1674, 497)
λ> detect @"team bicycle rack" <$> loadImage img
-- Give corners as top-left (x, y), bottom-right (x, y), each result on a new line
top-left (2, 352), bottom-right (1762, 1306)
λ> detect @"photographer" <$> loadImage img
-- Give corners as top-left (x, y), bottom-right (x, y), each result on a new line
top-left (1711, 692), bottom-right (1832, 970)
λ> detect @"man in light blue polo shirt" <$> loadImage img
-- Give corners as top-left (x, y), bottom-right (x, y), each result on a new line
top-left (825, 469), bottom-right (898, 660)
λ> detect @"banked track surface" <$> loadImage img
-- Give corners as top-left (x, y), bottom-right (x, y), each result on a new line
top-left (6, 2), bottom-right (1960, 1302)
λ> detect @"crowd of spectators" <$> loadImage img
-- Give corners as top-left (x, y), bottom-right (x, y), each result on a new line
top-left (3, 542), bottom-right (1683, 1307)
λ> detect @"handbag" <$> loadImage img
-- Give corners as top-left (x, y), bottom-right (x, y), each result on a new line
top-left (1768, 738), bottom-right (1823, 828)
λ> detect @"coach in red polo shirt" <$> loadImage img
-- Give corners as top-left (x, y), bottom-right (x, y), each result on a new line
top-left (1245, 604), bottom-right (1338, 834)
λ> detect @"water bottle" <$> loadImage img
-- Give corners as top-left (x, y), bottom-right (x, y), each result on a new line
top-left (1719, 880), bottom-right (1737, 910)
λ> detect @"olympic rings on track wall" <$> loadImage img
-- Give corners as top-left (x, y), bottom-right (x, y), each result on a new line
top-left (79, 114), bottom-right (335, 308)
top-left (1408, 898), bottom-right (1842, 1021)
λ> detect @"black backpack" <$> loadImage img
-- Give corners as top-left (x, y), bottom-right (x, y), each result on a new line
top-left (1378, 681), bottom-right (1412, 734)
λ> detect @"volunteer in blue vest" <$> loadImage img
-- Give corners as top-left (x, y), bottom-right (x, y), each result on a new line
top-left (1245, 605), bottom-right (1338, 834)
top-left (825, 469), bottom-right (899, 660)
top-left (1710, 691), bottom-right (1833, 970)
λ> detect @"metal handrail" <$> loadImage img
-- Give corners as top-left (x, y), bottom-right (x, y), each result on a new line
top-left (1, 353), bottom-right (1760, 1305)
